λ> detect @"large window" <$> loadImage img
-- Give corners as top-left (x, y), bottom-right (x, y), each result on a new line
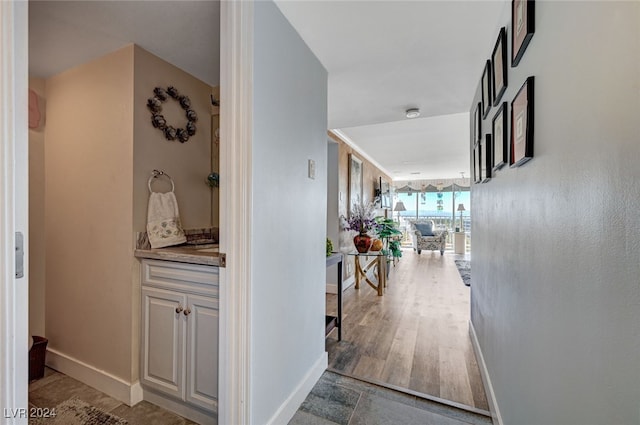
top-left (392, 184), bottom-right (471, 249)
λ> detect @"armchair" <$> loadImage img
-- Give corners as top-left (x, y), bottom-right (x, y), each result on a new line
top-left (407, 219), bottom-right (448, 255)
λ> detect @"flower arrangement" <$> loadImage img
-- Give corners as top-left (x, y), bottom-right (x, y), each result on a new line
top-left (344, 202), bottom-right (379, 234)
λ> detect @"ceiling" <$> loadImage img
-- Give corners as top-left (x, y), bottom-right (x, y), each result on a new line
top-left (29, 0), bottom-right (505, 181)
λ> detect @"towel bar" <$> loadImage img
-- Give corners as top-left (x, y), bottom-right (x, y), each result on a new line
top-left (148, 169), bottom-right (175, 193)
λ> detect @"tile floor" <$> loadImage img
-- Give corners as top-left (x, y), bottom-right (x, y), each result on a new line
top-left (290, 371), bottom-right (493, 425)
top-left (30, 367), bottom-right (492, 425)
top-left (28, 368), bottom-right (199, 425)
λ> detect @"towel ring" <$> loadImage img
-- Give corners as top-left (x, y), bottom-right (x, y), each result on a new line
top-left (148, 170), bottom-right (175, 193)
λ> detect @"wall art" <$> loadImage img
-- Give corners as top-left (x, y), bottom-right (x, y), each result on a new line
top-left (492, 27), bottom-right (508, 105)
top-left (147, 86), bottom-right (198, 143)
top-left (480, 133), bottom-right (492, 182)
top-left (492, 102), bottom-right (508, 171)
top-left (510, 77), bottom-right (535, 167)
top-left (348, 154), bottom-right (364, 216)
top-left (481, 60), bottom-right (492, 119)
top-left (512, 0), bottom-right (535, 66)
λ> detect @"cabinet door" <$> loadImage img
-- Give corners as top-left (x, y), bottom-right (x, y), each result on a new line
top-left (185, 294), bottom-right (219, 412)
top-left (141, 287), bottom-right (186, 400)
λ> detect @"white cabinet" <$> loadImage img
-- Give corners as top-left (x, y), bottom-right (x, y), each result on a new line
top-left (140, 259), bottom-right (219, 418)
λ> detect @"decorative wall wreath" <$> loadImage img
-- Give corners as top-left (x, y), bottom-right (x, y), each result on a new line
top-left (147, 86), bottom-right (198, 143)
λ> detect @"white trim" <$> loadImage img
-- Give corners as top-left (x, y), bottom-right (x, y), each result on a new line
top-left (46, 348), bottom-right (142, 406)
top-left (219, 1), bottom-right (253, 424)
top-left (330, 129), bottom-right (393, 178)
top-left (469, 320), bottom-right (503, 425)
top-left (1, 1), bottom-right (29, 421)
top-left (266, 353), bottom-right (327, 425)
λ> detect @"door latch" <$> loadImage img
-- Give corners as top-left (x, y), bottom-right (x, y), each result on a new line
top-left (15, 232), bottom-right (24, 278)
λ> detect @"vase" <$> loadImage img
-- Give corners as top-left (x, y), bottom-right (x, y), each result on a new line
top-left (353, 232), bottom-right (372, 253)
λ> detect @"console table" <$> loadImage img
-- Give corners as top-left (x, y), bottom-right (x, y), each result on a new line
top-left (325, 252), bottom-right (343, 340)
top-left (348, 251), bottom-right (387, 296)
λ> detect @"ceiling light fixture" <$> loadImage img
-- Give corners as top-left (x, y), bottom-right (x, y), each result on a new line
top-left (405, 108), bottom-right (420, 119)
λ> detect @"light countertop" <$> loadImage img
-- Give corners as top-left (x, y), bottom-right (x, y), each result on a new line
top-left (135, 244), bottom-right (221, 267)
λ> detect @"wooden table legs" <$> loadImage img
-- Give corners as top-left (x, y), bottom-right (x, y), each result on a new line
top-left (354, 254), bottom-right (386, 296)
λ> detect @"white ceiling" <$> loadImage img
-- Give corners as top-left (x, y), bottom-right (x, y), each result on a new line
top-left (29, 1), bottom-right (220, 86)
top-left (275, 0), bottom-right (506, 180)
top-left (29, 0), bottom-right (505, 181)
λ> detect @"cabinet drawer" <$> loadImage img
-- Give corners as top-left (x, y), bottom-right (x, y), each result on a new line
top-left (142, 259), bottom-right (219, 298)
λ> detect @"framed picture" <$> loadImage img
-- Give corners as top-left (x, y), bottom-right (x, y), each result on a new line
top-left (480, 134), bottom-right (492, 182)
top-left (348, 154), bottom-right (363, 215)
top-left (473, 102), bottom-right (482, 144)
top-left (379, 177), bottom-right (391, 208)
top-left (512, 0), bottom-right (535, 66)
top-left (510, 77), bottom-right (535, 167)
top-left (492, 102), bottom-right (508, 171)
top-left (481, 60), bottom-right (492, 118)
top-left (492, 27), bottom-right (508, 105)
top-left (473, 146), bottom-right (480, 183)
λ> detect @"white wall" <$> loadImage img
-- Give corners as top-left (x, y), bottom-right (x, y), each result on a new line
top-left (471, 2), bottom-right (640, 424)
top-left (326, 141), bottom-right (340, 289)
top-left (251, 2), bottom-right (328, 423)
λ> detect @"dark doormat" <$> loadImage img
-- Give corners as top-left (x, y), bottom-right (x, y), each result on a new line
top-left (454, 260), bottom-right (471, 287)
top-left (30, 398), bottom-right (127, 425)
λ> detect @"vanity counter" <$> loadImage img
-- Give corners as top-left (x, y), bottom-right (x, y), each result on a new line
top-left (134, 244), bottom-right (221, 267)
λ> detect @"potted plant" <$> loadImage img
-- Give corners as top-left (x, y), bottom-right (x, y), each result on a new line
top-left (374, 216), bottom-right (402, 260)
top-left (343, 202), bottom-right (378, 253)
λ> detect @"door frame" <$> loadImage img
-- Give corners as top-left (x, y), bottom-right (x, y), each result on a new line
top-left (1, 0), bottom-right (30, 421)
top-left (218, 1), bottom-right (253, 424)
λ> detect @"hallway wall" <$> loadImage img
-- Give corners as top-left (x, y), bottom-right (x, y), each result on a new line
top-left (471, 2), bottom-right (640, 424)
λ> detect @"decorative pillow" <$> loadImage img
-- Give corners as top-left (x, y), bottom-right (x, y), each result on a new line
top-left (415, 222), bottom-right (434, 236)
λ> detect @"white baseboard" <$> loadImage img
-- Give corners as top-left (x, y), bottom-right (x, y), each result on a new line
top-left (266, 352), bottom-right (328, 425)
top-left (46, 348), bottom-right (141, 406)
top-left (469, 321), bottom-right (503, 425)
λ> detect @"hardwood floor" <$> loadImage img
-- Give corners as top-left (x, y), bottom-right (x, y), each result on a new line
top-left (326, 249), bottom-right (489, 411)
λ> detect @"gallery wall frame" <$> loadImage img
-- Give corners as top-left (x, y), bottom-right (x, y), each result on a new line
top-left (474, 102), bottom-right (482, 144)
top-left (510, 76), bottom-right (535, 167)
top-left (492, 102), bottom-right (508, 171)
top-left (492, 27), bottom-right (508, 105)
top-left (473, 146), bottom-right (480, 184)
top-left (480, 133), bottom-right (492, 182)
top-left (512, 0), bottom-right (535, 66)
top-left (481, 60), bottom-right (492, 119)
top-left (348, 153), bottom-right (363, 215)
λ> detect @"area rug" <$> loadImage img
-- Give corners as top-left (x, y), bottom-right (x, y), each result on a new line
top-left (30, 398), bottom-right (127, 425)
top-left (454, 259), bottom-right (471, 287)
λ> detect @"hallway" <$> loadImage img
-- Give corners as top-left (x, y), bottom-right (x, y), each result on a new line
top-left (326, 249), bottom-right (487, 411)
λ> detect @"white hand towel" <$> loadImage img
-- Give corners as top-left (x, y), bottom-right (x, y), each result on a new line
top-left (146, 191), bottom-right (187, 248)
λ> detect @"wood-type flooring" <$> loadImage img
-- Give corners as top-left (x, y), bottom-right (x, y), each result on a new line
top-left (326, 250), bottom-right (489, 411)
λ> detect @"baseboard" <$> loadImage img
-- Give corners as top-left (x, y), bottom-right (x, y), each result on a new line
top-left (326, 278), bottom-right (354, 295)
top-left (46, 348), bottom-right (141, 406)
top-left (266, 352), bottom-right (328, 425)
top-left (469, 321), bottom-right (503, 425)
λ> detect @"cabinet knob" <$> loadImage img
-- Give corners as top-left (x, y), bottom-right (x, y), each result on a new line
top-left (176, 306), bottom-right (184, 314)
top-left (183, 308), bottom-right (191, 316)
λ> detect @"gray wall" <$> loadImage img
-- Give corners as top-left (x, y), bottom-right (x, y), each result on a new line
top-left (471, 2), bottom-right (640, 424)
top-left (251, 1), bottom-right (328, 423)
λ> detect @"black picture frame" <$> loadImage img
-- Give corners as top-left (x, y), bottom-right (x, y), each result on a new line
top-left (492, 102), bottom-right (508, 171)
top-left (492, 27), bottom-right (508, 105)
top-left (512, 0), bottom-right (535, 66)
top-left (473, 146), bottom-right (480, 184)
top-left (480, 134), bottom-right (492, 183)
top-left (378, 177), bottom-right (391, 208)
top-left (473, 102), bottom-right (482, 144)
top-left (481, 60), bottom-right (492, 119)
top-left (510, 77), bottom-right (534, 167)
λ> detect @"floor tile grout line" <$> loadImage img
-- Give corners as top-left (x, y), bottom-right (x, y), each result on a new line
top-left (346, 390), bottom-right (363, 425)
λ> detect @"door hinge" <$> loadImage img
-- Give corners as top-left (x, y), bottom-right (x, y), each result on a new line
top-left (219, 253), bottom-right (226, 268)
top-left (15, 232), bottom-right (24, 278)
